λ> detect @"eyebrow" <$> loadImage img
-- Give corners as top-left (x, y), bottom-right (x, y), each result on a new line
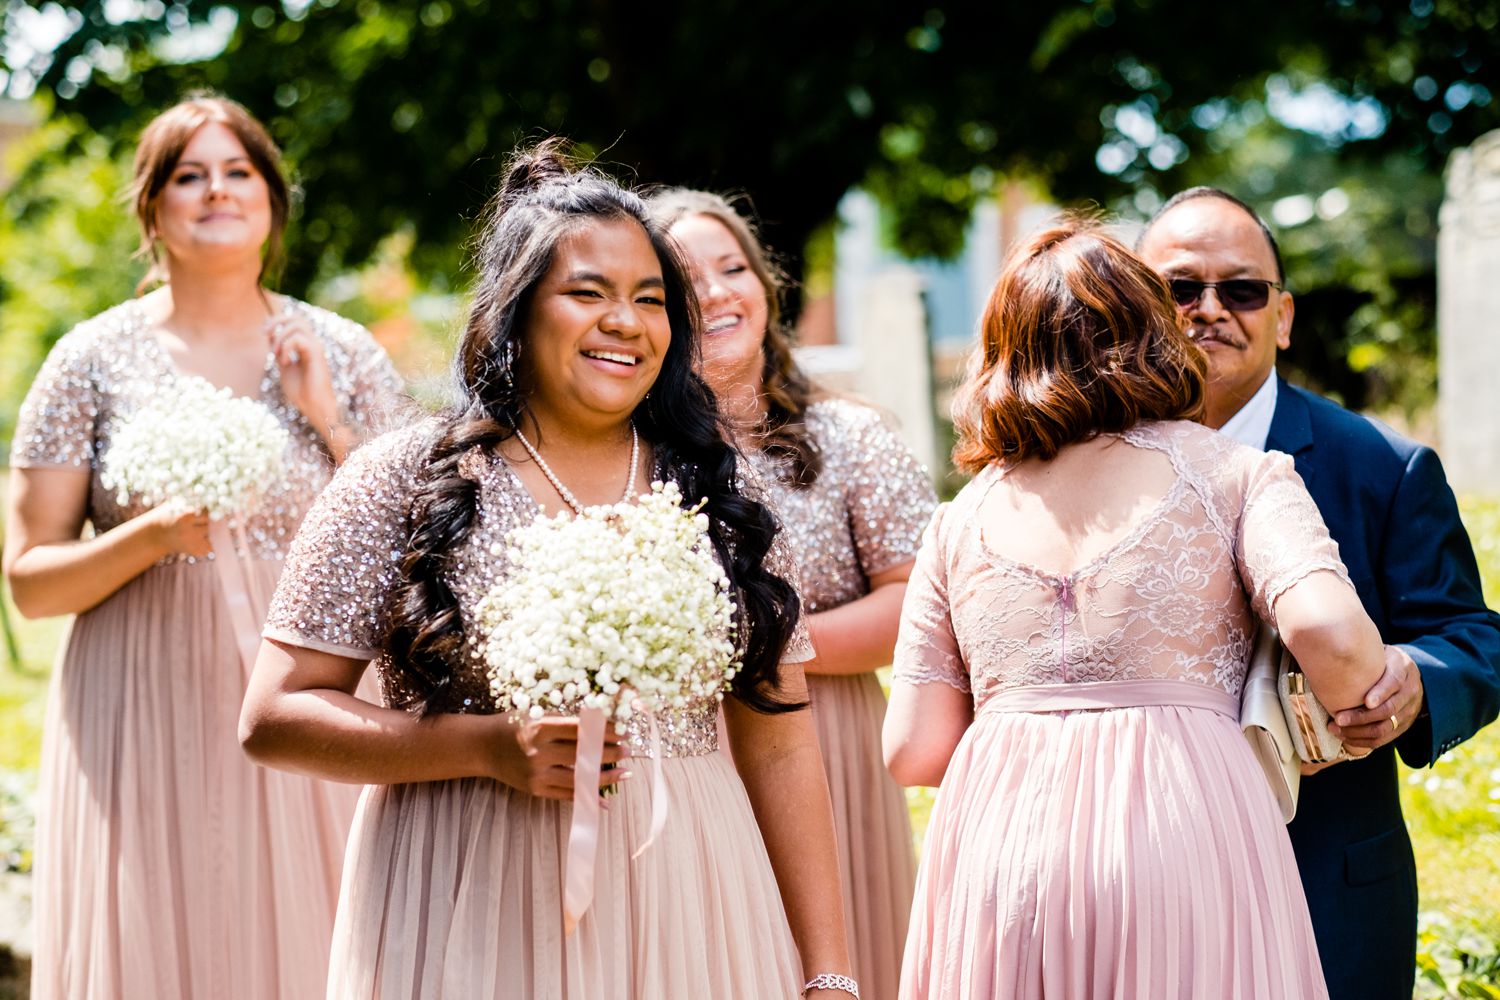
top-left (173, 157), bottom-right (253, 169)
top-left (1161, 265), bottom-right (1262, 279)
top-left (564, 271), bottom-right (665, 291)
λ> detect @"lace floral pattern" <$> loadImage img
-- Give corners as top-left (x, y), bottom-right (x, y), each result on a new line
top-left (892, 420), bottom-right (1351, 705)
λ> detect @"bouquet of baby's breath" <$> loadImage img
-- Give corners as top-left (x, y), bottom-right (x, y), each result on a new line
top-left (100, 376), bottom-right (290, 519)
top-left (477, 481), bottom-right (741, 722)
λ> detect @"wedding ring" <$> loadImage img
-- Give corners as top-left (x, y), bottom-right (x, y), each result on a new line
top-left (1390, 714), bottom-right (1399, 732)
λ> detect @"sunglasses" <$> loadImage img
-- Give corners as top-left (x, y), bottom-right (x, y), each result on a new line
top-left (1168, 278), bottom-right (1281, 312)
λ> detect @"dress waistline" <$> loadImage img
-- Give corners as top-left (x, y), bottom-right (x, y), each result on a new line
top-left (976, 679), bottom-right (1238, 719)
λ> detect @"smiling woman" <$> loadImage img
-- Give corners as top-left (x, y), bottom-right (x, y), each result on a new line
top-left (651, 187), bottom-right (938, 1000)
top-left (237, 140), bottom-right (857, 999)
top-left (2, 93), bottom-right (404, 1000)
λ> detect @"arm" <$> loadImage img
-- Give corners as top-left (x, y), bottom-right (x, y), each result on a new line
top-left (3, 466), bottom-right (211, 619)
top-left (1273, 569), bottom-right (1387, 714)
top-left (239, 638), bottom-right (624, 795)
top-left (808, 404), bottom-right (938, 681)
top-left (882, 502), bottom-right (973, 785)
top-left (804, 561), bottom-right (912, 676)
top-left (723, 663), bottom-right (853, 991)
top-left (884, 677), bottom-right (974, 787)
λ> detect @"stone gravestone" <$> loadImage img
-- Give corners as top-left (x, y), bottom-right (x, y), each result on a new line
top-left (844, 265), bottom-right (940, 474)
top-left (1438, 129), bottom-right (1500, 492)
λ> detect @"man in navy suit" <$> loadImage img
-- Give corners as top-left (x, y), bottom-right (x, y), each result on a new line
top-left (1138, 188), bottom-right (1500, 1000)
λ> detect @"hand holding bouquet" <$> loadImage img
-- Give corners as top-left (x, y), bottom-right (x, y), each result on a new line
top-left (476, 480), bottom-right (741, 933)
top-left (101, 375), bottom-right (291, 673)
top-left (101, 375), bottom-right (290, 520)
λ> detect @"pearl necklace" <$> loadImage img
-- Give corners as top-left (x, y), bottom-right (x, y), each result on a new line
top-left (512, 422), bottom-right (639, 516)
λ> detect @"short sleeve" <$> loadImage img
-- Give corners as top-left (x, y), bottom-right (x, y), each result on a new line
top-left (1236, 449), bottom-right (1353, 627)
top-left (10, 330), bottom-right (100, 469)
top-left (891, 504), bottom-right (970, 693)
top-left (840, 405), bottom-right (938, 576)
top-left (263, 427), bottom-right (425, 659)
top-left (345, 334), bottom-right (409, 440)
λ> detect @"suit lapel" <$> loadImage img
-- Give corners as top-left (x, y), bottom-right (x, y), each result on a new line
top-left (1265, 376), bottom-right (1316, 492)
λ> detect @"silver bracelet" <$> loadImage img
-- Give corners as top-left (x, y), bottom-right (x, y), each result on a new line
top-left (802, 972), bottom-right (860, 998)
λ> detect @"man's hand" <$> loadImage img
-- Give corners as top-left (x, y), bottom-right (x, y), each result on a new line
top-left (1327, 645), bottom-right (1424, 752)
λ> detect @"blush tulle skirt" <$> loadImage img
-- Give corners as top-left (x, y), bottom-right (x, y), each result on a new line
top-left (326, 748), bottom-right (804, 999)
top-left (29, 560), bottom-right (360, 999)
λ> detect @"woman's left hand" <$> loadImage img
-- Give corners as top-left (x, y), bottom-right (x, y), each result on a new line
top-left (268, 310), bottom-right (338, 432)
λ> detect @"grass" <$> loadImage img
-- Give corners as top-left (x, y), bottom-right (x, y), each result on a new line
top-left (1404, 496), bottom-right (1500, 974)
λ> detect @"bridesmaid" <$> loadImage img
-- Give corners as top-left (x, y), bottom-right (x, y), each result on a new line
top-left (239, 142), bottom-right (857, 999)
top-left (651, 188), bottom-right (936, 1000)
top-left (3, 94), bottom-right (404, 999)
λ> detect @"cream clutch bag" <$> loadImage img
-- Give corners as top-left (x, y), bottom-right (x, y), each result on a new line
top-left (1240, 626), bottom-right (1347, 823)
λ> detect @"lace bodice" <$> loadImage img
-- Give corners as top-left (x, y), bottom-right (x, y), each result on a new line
top-left (892, 420), bottom-right (1351, 707)
top-left (264, 422), bottom-right (814, 753)
top-left (747, 398), bottom-right (937, 613)
top-left (9, 298), bottom-right (405, 560)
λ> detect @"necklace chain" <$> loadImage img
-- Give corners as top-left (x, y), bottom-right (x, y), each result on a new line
top-left (512, 422), bottom-right (638, 516)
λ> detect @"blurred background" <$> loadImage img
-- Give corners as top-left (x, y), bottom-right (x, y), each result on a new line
top-left (2, 2), bottom-right (1500, 996)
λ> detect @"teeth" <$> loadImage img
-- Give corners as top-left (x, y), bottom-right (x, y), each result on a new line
top-left (706, 316), bottom-right (737, 333)
top-left (583, 350), bottom-right (637, 365)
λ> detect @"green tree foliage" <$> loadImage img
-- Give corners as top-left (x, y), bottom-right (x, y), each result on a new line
top-left (0, 111), bottom-right (138, 446)
top-left (2, 0), bottom-right (1498, 412)
top-left (8, 1), bottom-right (1497, 274)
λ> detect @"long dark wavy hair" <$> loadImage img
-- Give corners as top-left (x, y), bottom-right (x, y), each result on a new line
top-left (647, 188), bottom-right (824, 489)
top-left (385, 140), bottom-right (804, 715)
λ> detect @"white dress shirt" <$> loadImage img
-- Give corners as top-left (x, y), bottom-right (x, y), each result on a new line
top-left (1217, 371), bottom-right (1279, 452)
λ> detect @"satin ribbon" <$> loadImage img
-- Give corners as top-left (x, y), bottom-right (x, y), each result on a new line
top-left (563, 704), bottom-right (607, 935)
top-left (209, 520), bottom-right (263, 674)
top-left (561, 699), bottom-right (673, 933)
top-left (630, 703), bottom-right (669, 861)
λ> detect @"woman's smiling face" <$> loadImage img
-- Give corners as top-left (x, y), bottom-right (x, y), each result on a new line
top-left (668, 213), bottom-right (769, 392)
top-left (519, 218), bottom-right (672, 434)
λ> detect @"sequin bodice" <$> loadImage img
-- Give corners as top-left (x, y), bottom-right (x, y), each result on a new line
top-left (264, 423), bottom-right (813, 757)
top-left (747, 399), bottom-right (937, 615)
top-left (10, 298), bottom-right (405, 561)
top-left (893, 421), bottom-right (1352, 707)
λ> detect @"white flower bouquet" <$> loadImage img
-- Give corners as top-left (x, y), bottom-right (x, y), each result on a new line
top-left (477, 480), bottom-right (741, 722)
top-left (101, 376), bottom-right (290, 519)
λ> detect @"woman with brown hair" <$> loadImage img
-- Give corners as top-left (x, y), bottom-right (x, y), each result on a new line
top-left (884, 218), bottom-right (1384, 998)
top-left (651, 188), bottom-right (936, 1000)
top-left (4, 94), bottom-right (403, 998)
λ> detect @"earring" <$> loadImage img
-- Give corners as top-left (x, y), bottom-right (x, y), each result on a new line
top-left (498, 340), bottom-right (518, 391)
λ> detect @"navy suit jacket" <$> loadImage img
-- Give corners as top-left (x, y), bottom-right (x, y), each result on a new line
top-left (1268, 379), bottom-right (1500, 1000)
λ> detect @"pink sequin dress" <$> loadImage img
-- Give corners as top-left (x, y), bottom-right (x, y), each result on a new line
top-left (749, 398), bottom-right (936, 1000)
top-left (10, 299), bottom-right (405, 999)
top-left (263, 424), bottom-right (814, 999)
top-left (894, 421), bottom-right (1341, 999)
